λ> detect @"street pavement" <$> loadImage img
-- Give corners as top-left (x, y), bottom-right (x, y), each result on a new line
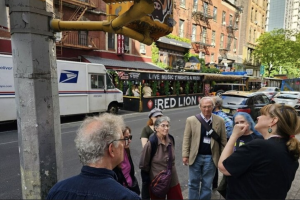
top-left (1, 106), bottom-right (300, 199)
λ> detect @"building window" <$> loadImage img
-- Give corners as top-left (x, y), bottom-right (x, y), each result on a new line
top-left (220, 33), bottom-right (224, 48)
top-left (140, 43), bottom-right (146, 54)
top-left (234, 39), bottom-right (237, 52)
top-left (229, 15), bottom-right (233, 26)
top-left (193, 0), bottom-right (197, 11)
top-left (124, 36), bottom-right (130, 53)
top-left (203, 2), bottom-right (208, 14)
top-left (222, 11), bottom-right (226, 25)
top-left (211, 30), bottom-right (216, 46)
top-left (180, 0), bottom-right (185, 7)
top-left (202, 27), bottom-right (207, 43)
top-left (210, 53), bottom-right (214, 63)
top-left (108, 32), bottom-right (115, 50)
top-left (255, 10), bottom-right (257, 22)
top-left (249, 28), bottom-right (252, 42)
top-left (251, 8), bottom-right (253, 22)
top-left (191, 24), bottom-right (196, 42)
top-left (78, 31), bottom-right (88, 46)
top-left (253, 29), bottom-right (256, 43)
top-left (213, 7), bottom-right (217, 21)
top-left (179, 19), bottom-right (184, 38)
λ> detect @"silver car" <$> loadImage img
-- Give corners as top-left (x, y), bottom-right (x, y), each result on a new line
top-left (273, 91), bottom-right (300, 113)
top-left (256, 87), bottom-right (281, 99)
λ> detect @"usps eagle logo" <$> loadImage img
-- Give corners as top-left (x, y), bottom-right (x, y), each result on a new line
top-left (151, 0), bottom-right (172, 23)
top-left (59, 70), bottom-right (79, 83)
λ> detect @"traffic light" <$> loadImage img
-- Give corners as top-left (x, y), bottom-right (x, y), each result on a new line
top-left (50, 0), bottom-right (174, 45)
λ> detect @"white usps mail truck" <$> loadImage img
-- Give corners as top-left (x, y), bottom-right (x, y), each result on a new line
top-left (0, 54), bottom-right (123, 122)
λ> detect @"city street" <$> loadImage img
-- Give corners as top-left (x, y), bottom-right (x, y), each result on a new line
top-left (1, 106), bottom-right (300, 199)
top-left (0, 106), bottom-right (199, 199)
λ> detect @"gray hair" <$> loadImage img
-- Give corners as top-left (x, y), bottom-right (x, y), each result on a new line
top-left (154, 116), bottom-right (171, 129)
top-left (214, 96), bottom-right (223, 109)
top-left (74, 113), bottom-right (125, 165)
top-left (199, 96), bottom-right (215, 107)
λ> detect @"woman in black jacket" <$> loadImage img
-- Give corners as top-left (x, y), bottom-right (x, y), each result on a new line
top-left (113, 126), bottom-right (140, 195)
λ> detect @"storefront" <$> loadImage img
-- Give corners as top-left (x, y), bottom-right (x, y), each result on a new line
top-left (115, 70), bottom-right (204, 111)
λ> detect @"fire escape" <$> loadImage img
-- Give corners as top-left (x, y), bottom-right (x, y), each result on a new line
top-left (219, 6), bottom-right (242, 59)
top-left (191, 0), bottom-right (214, 55)
top-left (54, 0), bottom-right (98, 55)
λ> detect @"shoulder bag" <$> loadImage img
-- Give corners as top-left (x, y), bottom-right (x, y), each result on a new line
top-left (149, 143), bottom-right (172, 198)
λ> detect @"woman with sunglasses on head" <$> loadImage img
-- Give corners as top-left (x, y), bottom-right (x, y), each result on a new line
top-left (139, 116), bottom-right (183, 200)
top-left (218, 104), bottom-right (300, 200)
top-left (113, 126), bottom-right (140, 195)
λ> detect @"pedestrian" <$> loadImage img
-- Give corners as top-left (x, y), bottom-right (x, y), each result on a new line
top-left (218, 104), bottom-right (300, 199)
top-left (113, 126), bottom-right (140, 195)
top-left (47, 113), bottom-right (141, 200)
top-left (143, 83), bottom-right (152, 97)
top-left (212, 96), bottom-right (233, 189)
top-left (140, 116), bottom-right (183, 200)
top-left (140, 108), bottom-right (163, 200)
top-left (182, 97), bottom-right (227, 200)
top-left (140, 108), bottom-right (163, 147)
top-left (217, 112), bottom-right (263, 198)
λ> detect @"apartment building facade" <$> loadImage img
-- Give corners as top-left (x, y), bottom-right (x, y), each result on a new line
top-left (285, 0), bottom-right (300, 32)
top-left (0, 0), bottom-right (163, 71)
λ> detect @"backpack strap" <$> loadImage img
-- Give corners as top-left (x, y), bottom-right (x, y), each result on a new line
top-left (149, 133), bottom-right (175, 164)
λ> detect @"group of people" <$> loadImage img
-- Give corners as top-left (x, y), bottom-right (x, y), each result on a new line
top-left (125, 83), bottom-right (153, 98)
top-left (47, 96), bottom-right (300, 200)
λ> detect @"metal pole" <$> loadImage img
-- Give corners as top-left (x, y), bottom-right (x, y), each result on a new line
top-left (7, 0), bottom-right (62, 199)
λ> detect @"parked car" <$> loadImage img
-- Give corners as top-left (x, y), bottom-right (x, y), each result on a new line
top-left (221, 91), bottom-right (270, 121)
top-left (211, 83), bottom-right (247, 97)
top-left (255, 87), bottom-right (280, 99)
top-left (273, 91), bottom-right (300, 113)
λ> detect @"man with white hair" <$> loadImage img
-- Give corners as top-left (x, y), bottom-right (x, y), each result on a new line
top-left (47, 113), bottom-right (141, 200)
top-left (182, 97), bottom-right (227, 200)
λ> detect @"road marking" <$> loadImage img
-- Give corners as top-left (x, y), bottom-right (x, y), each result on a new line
top-left (0, 141), bottom-right (17, 145)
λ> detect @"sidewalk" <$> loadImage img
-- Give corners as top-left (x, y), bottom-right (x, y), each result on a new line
top-left (181, 135), bottom-right (300, 199)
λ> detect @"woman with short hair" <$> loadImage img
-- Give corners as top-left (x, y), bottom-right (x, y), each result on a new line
top-left (140, 116), bottom-right (183, 200)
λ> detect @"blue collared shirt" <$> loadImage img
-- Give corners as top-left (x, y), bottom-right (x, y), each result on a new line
top-left (47, 166), bottom-right (141, 200)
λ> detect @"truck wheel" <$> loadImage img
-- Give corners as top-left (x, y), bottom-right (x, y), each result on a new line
top-left (216, 90), bottom-right (225, 97)
top-left (108, 104), bottom-right (119, 114)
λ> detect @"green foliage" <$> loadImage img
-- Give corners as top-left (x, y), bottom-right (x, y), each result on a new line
top-left (193, 82), bottom-right (198, 94)
top-left (166, 34), bottom-right (191, 43)
top-left (164, 81), bottom-right (170, 96)
top-left (151, 81), bottom-right (157, 96)
top-left (175, 81), bottom-right (180, 95)
top-left (201, 66), bottom-right (220, 73)
top-left (128, 81), bottom-right (133, 96)
top-left (184, 52), bottom-right (200, 62)
top-left (119, 80), bottom-right (123, 91)
top-left (185, 81), bottom-right (190, 95)
top-left (253, 29), bottom-right (300, 77)
top-left (151, 43), bottom-right (159, 64)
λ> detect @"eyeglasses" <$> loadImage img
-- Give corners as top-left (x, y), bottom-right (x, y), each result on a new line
top-left (160, 124), bottom-right (170, 129)
top-left (155, 115), bottom-right (162, 118)
top-left (108, 138), bottom-right (129, 146)
top-left (124, 135), bottom-right (133, 140)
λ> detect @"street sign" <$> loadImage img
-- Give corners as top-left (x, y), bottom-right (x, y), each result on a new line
top-left (260, 65), bottom-right (265, 76)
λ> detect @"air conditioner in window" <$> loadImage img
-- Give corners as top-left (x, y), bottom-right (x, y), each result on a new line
top-left (222, 22), bottom-right (226, 25)
top-left (124, 45), bottom-right (129, 51)
top-left (211, 42), bottom-right (215, 46)
top-left (140, 49), bottom-right (146, 54)
top-left (55, 32), bottom-right (62, 42)
top-left (233, 49), bottom-right (236, 52)
top-left (254, 21), bottom-right (258, 24)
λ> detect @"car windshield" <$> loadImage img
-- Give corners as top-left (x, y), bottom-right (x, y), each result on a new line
top-left (258, 87), bottom-right (275, 92)
top-left (221, 95), bottom-right (248, 105)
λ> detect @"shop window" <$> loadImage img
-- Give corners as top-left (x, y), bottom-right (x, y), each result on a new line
top-left (78, 31), bottom-right (88, 46)
top-left (108, 32), bottom-right (115, 50)
top-left (124, 36), bottom-right (130, 53)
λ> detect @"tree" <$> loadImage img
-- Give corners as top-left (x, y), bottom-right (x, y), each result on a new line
top-left (253, 29), bottom-right (299, 77)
